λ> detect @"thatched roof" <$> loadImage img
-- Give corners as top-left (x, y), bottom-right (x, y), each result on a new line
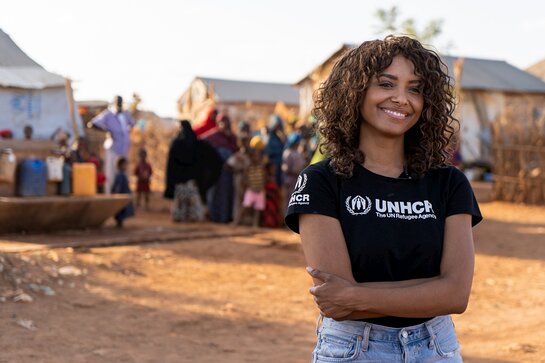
top-left (527, 59), bottom-right (545, 82)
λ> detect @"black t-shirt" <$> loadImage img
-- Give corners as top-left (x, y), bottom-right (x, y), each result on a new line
top-left (285, 159), bottom-right (482, 328)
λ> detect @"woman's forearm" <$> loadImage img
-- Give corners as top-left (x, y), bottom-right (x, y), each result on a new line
top-left (335, 277), bottom-right (440, 320)
top-left (346, 275), bottom-right (470, 318)
top-left (358, 276), bottom-right (440, 289)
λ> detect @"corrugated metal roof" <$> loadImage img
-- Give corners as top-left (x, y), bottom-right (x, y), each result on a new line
top-left (297, 44), bottom-right (545, 94)
top-left (0, 29), bottom-right (65, 89)
top-left (198, 77), bottom-right (299, 105)
top-left (442, 56), bottom-right (545, 93)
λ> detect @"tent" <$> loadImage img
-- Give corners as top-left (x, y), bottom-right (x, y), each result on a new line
top-left (0, 29), bottom-right (81, 140)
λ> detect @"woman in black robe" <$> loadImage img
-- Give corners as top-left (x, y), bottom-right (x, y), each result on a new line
top-left (164, 120), bottom-right (222, 221)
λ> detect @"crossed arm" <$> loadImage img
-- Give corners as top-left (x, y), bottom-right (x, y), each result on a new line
top-left (299, 213), bottom-right (475, 320)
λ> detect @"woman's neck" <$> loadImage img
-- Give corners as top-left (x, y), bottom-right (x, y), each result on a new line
top-left (359, 133), bottom-right (405, 178)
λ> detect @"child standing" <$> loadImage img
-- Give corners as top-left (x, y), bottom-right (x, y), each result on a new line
top-left (232, 136), bottom-right (266, 228)
top-left (111, 157), bottom-right (135, 227)
top-left (134, 148), bottom-right (153, 210)
top-left (263, 161), bottom-right (283, 228)
top-left (88, 153), bottom-right (106, 194)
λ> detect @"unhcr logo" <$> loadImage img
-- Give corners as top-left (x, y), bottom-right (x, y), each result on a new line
top-left (345, 195), bottom-right (437, 220)
top-left (293, 173), bottom-right (307, 194)
top-left (288, 173), bottom-right (310, 207)
top-left (345, 195), bottom-right (372, 215)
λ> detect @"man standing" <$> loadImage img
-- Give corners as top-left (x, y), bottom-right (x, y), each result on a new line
top-left (90, 95), bottom-right (135, 194)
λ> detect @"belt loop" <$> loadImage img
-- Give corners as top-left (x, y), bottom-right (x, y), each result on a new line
top-left (315, 313), bottom-right (324, 336)
top-left (361, 324), bottom-right (371, 352)
top-left (425, 319), bottom-right (436, 349)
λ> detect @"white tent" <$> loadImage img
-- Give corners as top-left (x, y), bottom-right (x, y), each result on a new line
top-left (0, 29), bottom-right (81, 139)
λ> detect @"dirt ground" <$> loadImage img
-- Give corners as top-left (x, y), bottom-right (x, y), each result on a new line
top-left (1, 194), bottom-right (544, 363)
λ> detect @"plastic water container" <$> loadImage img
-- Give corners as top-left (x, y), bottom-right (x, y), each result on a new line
top-left (72, 162), bottom-right (96, 196)
top-left (17, 159), bottom-right (48, 196)
top-left (46, 156), bottom-right (64, 181)
top-left (58, 162), bottom-right (72, 195)
top-left (0, 148), bottom-right (17, 182)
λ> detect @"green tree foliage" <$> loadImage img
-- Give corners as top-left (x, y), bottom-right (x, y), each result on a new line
top-left (374, 6), bottom-right (445, 46)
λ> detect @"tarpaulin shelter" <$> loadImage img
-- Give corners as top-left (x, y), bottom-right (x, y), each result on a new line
top-left (0, 29), bottom-right (81, 140)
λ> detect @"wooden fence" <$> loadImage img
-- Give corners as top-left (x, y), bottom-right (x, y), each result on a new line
top-left (491, 96), bottom-right (545, 204)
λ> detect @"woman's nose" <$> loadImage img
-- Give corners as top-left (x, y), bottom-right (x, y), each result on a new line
top-left (391, 90), bottom-right (409, 105)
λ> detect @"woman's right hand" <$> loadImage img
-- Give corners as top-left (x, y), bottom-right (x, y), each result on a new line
top-left (308, 267), bottom-right (358, 319)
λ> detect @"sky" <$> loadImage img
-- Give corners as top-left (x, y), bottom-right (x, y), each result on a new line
top-left (2, 0), bottom-right (545, 118)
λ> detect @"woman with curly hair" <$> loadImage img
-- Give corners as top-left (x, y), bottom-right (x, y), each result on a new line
top-left (285, 35), bottom-right (482, 362)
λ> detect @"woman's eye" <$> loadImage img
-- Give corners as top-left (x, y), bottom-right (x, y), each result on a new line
top-left (409, 87), bottom-right (422, 94)
top-left (379, 82), bottom-right (393, 88)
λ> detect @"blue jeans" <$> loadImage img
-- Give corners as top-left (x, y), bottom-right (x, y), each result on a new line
top-left (313, 315), bottom-right (462, 362)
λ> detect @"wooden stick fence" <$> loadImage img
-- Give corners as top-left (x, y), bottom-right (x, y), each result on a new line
top-left (491, 95), bottom-right (545, 205)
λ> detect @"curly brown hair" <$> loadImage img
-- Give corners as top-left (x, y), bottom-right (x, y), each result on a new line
top-left (314, 35), bottom-right (458, 178)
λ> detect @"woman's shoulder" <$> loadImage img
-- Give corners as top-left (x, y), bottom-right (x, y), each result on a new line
top-left (299, 158), bottom-right (339, 184)
top-left (425, 165), bottom-right (470, 185)
top-left (427, 165), bottom-right (465, 176)
top-left (302, 158), bottom-right (334, 173)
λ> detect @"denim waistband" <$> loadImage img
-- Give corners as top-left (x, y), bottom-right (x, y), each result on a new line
top-left (321, 315), bottom-right (453, 344)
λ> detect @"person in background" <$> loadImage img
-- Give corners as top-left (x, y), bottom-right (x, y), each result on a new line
top-left (232, 136), bottom-right (267, 228)
top-left (23, 125), bottom-right (33, 140)
top-left (281, 132), bottom-right (307, 210)
top-left (111, 156), bottom-right (135, 227)
top-left (51, 128), bottom-right (72, 163)
top-left (69, 138), bottom-right (90, 163)
top-left (263, 161), bottom-right (283, 228)
top-left (295, 123), bottom-right (314, 163)
top-left (69, 138), bottom-right (105, 193)
top-left (134, 148), bottom-right (153, 210)
top-left (90, 95), bottom-right (135, 194)
top-left (193, 107), bottom-right (218, 137)
top-left (164, 120), bottom-right (222, 222)
top-left (227, 132), bottom-right (251, 222)
top-left (202, 112), bottom-right (239, 223)
top-left (88, 153), bottom-right (106, 194)
top-left (264, 114), bottom-right (286, 187)
top-left (285, 35), bottom-right (482, 362)
top-left (237, 120), bottom-right (252, 140)
top-left (51, 127), bottom-right (71, 149)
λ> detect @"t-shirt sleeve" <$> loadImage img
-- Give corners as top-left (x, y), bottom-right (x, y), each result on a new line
top-left (284, 161), bottom-right (339, 233)
top-left (446, 167), bottom-right (483, 227)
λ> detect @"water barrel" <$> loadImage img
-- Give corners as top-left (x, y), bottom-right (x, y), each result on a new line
top-left (17, 159), bottom-right (48, 196)
top-left (72, 162), bottom-right (96, 196)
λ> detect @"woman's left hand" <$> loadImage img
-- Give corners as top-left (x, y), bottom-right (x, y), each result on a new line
top-left (307, 267), bottom-right (356, 319)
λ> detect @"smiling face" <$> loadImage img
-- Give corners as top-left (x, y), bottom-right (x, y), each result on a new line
top-left (360, 55), bottom-right (424, 139)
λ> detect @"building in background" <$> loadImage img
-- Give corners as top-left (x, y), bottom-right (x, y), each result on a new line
top-left (0, 29), bottom-right (81, 140)
top-left (177, 76), bottom-right (299, 131)
top-left (295, 44), bottom-right (545, 168)
top-left (527, 59), bottom-right (545, 82)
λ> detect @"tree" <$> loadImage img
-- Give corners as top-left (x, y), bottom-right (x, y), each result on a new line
top-left (374, 6), bottom-right (447, 48)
